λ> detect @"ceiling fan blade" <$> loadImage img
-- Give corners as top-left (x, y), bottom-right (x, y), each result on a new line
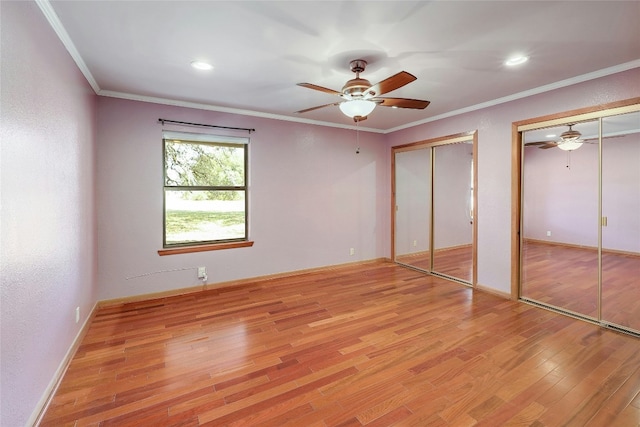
top-left (297, 82), bottom-right (341, 96)
top-left (524, 141), bottom-right (558, 149)
top-left (295, 102), bottom-right (341, 114)
top-left (539, 143), bottom-right (558, 149)
top-left (376, 97), bottom-right (430, 109)
top-left (366, 71), bottom-right (416, 97)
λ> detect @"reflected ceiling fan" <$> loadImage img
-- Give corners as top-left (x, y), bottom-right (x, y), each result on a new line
top-left (525, 124), bottom-right (595, 151)
top-left (295, 59), bottom-right (430, 122)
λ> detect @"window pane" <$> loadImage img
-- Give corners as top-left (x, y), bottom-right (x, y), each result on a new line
top-left (165, 190), bottom-right (246, 245)
top-left (165, 141), bottom-right (245, 187)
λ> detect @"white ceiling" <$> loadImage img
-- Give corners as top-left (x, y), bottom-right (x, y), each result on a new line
top-left (42, 0), bottom-right (640, 132)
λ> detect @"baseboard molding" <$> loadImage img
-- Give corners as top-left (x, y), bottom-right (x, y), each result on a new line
top-left (99, 258), bottom-right (392, 308)
top-left (29, 301), bottom-right (98, 427)
top-left (98, 284), bottom-right (207, 308)
top-left (435, 243), bottom-right (473, 253)
top-left (475, 283), bottom-right (513, 300)
top-left (523, 238), bottom-right (640, 257)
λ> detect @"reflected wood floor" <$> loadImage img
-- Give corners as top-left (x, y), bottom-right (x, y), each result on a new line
top-left (40, 262), bottom-right (640, 426)
top-left (396, 245), bottom-right (472, 283)
top-left (522, 240), bottom-right (640, 332)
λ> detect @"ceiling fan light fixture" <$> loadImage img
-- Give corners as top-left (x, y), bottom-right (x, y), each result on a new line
top-left (557, 140), bottom-right (583, 151)
top-left (557, 125), bottom-right (583, 150)
top-left (339, 99), bottom-right (376, 118)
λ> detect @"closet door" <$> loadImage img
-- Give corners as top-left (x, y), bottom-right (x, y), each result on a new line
top-left (601, 111), bottom-right (640, 333)
top-left (432, 142), bottom-right (474, 282)
top-left (520, 120), bottom-right (600, 318)
top-left (394, 148), bottom-right (431, 271)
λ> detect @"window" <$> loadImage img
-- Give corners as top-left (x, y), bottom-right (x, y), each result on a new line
top-left (162, 131), bottom-right (248, 248)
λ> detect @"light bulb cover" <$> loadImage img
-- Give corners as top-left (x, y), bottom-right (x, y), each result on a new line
top-left (339, 99), bottom-right (376, 118)
top-left (557, 140), bottom-right (583, 151)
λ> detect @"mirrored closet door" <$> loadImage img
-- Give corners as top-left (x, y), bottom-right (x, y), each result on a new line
top-left (519, 103), bottom-right (640, 335)
top-left (521, 119), bottom-right (600, 319)
top-left (393, 132), bottom-right (477, 285)
top-left (601, 111), bottom-right (640, 332)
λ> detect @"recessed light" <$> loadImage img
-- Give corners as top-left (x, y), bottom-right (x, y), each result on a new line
top-left (190, 61), bottom-right (214, 71)
top-left (505, 55), bottom-right (529, 66)
top-left (546, 134), bottom-right (556, 138)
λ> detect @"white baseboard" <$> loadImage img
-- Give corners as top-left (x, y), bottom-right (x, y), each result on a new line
top-left (28, 301), bottom-right (98, 426)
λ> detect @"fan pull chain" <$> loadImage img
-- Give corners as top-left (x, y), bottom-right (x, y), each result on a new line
top-left (356, 120), bottom-right (360, 154)
top-left (566, 151), bottom-right (571, 169)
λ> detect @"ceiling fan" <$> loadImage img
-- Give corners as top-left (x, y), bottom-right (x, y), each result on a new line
top-left (295, 59), bottom-right (430, 122)
top-left (525, 124), bottom-right (592, 151)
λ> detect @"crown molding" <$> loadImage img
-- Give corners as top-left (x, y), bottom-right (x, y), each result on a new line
top-left (35, 0), bottom-right (101, 94)
top-left (386, 60), bottom-right (640, 134)
top-left (98, 91), bottom-right (386, 134)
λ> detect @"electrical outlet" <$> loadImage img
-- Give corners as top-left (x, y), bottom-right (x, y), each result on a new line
top-left (349, 248), bottom-right (355, 256)
top-left (413, 240), bottom-right (417, 247)
top-left (75, 307), bottom-right (80, 323)
top-left (546, 231), bottom-right (551, 237)
top-left (197, 267), bottom-right (207, 279)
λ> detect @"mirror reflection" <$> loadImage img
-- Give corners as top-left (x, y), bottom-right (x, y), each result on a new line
top-left (394, 135), bottom-right (475, 285)
top-left (601, 111), bottom-right (640, 332)
top-left (521, 120), bottom-right (600, 318)
top-left (521, 110), bottom-right (640, 334)
top-left (433, 142), bottom-right (474, 282)
top-left (395, 149), bottom-right (431, 270)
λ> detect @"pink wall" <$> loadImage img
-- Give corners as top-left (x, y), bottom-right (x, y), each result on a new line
top-left (95, 98), bottom-right (388, 300)
top-left (524, 134), bottom-right (640, 252)
top-left (387, 67), bottom-right (640, 293)
top-left (0, 2), bottom-right (98, 426)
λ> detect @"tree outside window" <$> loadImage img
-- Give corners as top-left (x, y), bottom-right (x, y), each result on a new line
top-left (163, 132), bottom-right (248, 247)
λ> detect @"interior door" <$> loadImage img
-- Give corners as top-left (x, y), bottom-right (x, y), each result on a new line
top-left (601, 111), bottom-right (640, 333)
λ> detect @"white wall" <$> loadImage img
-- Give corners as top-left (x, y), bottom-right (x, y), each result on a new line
top-left (387, 67), bottom-right (640, 294)
top-left (0, 2), bottom-right (98, 426)
top-left (96, 97), bottom-right (388, 300)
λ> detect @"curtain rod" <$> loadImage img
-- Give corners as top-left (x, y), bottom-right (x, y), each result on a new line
top-left (158, 118), bottom-right (255, 133)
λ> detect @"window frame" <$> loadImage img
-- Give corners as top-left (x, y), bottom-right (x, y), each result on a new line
top-left (161, 132), bottom-right (249, 250)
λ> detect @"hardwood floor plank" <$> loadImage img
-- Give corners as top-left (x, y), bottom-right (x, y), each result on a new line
top-left (39, 262), bottom-right (640, 426)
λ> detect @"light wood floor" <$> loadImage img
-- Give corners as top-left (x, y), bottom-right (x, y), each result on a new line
top-left (522, 240), bottom-right (640, 332)
top-left (40, 262), bottom-right (640, 426)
